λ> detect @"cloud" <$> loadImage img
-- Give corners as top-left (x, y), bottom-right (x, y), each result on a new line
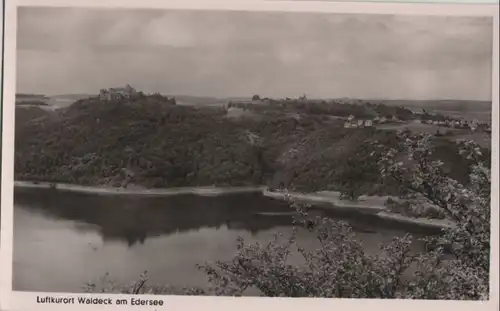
top-left (16, 7), bottom-right (493, 100)
top-left (141, 17), bottom-right (196, 47)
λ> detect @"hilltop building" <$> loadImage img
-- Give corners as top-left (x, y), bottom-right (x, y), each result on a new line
top-left (99, 84), bottom-right (138, 101)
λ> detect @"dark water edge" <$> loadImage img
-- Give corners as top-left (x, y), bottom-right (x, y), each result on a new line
top-left (13, 187), bottom-right (439, 293)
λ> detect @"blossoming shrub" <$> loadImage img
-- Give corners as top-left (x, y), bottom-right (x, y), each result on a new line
top-left (376, 131), bottom-right (490, 299)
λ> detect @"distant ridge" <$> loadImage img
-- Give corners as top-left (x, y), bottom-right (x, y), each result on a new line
top-left (365, 99), bottom-right (491, 112)
top-left (49, 94), bottom-right (94, 99)
top-left (16, 92), bottom-right (491, 113)
top-left (16, 93), bottom-right (47, 97)
top-left (15, 93), bottom-right (48, 101)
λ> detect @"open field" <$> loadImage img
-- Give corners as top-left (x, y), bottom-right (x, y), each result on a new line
top-left (376, 121), bottom-right (491, 147)
top-left (375, 122), bottom-right (460, 134)
top-left (433, 109), bottom-right (491, 123)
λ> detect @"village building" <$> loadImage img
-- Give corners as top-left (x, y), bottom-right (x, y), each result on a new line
top-left (344, 118), bottom-right (373, 128)
top-left (469, 120), bottom-right (479, 131)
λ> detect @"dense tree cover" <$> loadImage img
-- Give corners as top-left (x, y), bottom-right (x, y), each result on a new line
top-left (14, 107), bottom-right (52, 127)
top-left (230, 98), bottom-right (416, 121)
top-left (267, 126), bottom-right (488, 197)
top-left (231, 99), bottom-right (374, 119)
top-left (86, 134), bottom-right (491, 299)
top-left (368, 103), bottom-right (415, 120)
top-left (15, 96), bottom-right (489, 197)
top-left (15, 98), bottom-right (283, 187)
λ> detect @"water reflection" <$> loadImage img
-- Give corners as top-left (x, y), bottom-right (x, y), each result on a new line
top-left (15, 188), bottom-right (298, 247)
top-left (13, 188), bottom-right (439, 293)
top-left (15, 188), bottom-right (441, 248)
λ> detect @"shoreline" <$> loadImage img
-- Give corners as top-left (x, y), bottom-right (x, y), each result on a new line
top-left (262, 190), bottom-right (456, 230)
top-left (14, 181), bottom-right (267, 197)
top-left (14, 181), bottom-right (456, 230)
top-left (263, 190), bottom-right (386, 211)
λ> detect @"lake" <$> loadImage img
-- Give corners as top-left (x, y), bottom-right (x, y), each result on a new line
top-left (13, 187), bottom-right (434, 294)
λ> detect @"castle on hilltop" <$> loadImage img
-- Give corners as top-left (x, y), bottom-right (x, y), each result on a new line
top-left (99, 84), bottom-right (138, 101)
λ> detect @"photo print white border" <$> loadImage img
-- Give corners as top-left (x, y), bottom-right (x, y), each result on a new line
top-left (1, 0), bottom-right (499, 310)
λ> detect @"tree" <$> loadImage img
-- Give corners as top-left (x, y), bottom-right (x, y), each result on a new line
top-left (252, 95), bottom-right (261, 101)
top-left (337, 158), bottom-right (366, 200)
top-left (337, 141), bottom-right (381, 200)
top-left (376, 130), bottom-right (490, 299)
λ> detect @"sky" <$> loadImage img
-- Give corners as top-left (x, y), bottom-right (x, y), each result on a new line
top-left (16, 7), bottom-right (493, 100)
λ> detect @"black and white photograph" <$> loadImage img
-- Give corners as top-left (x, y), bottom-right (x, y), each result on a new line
top-left (4, 1), bottom-right (497, 305)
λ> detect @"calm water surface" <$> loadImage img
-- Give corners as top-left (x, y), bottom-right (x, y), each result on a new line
top-left (14, 188), bottom-right (433, 293)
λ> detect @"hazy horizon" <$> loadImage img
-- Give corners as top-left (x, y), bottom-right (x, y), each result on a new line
top-left (16, 7), bottom-right (494, 101)
top-left (14, 91), bottom-right (494, 103)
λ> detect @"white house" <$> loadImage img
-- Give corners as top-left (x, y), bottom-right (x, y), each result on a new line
top-left (344, 116), bottom-right (374, 128)
top-left (470, 120), bottom-right (479, 131)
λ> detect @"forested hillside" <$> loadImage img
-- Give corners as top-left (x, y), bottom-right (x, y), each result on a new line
top-left (14, 94), bottom-right (489, 196)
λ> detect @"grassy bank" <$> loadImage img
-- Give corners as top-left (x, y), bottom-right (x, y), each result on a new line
top-left (262, 190), bottom-right (456, 230)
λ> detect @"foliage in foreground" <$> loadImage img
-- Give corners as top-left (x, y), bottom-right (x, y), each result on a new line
top-left (85, 132), bottom-right (490, 299)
